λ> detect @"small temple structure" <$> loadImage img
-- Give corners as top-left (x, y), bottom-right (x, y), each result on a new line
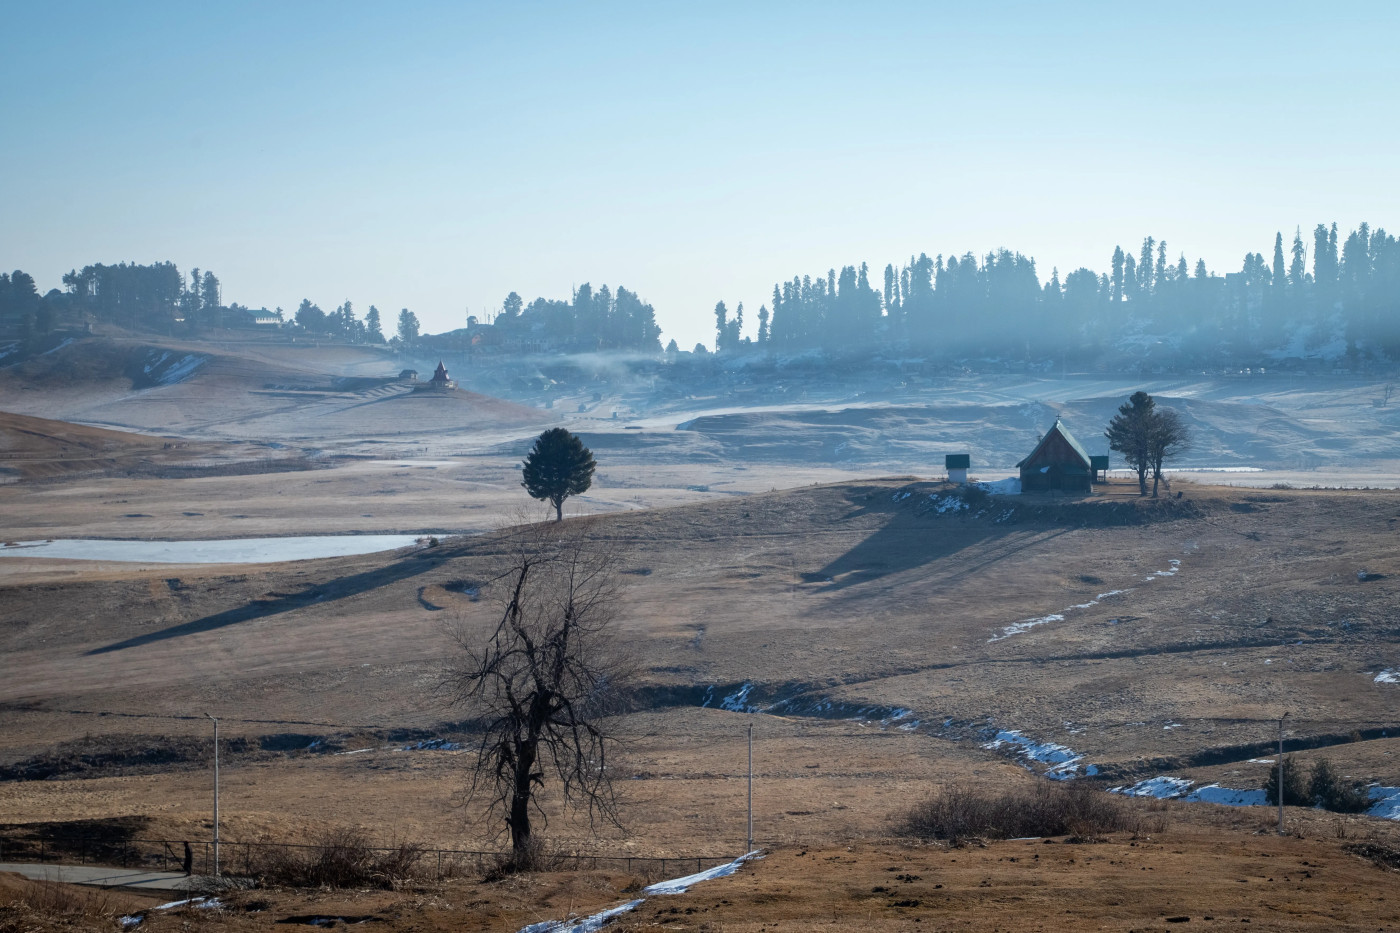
top-left (415, 361), bottom-right (457, 392)
top-left (430, 361), bottom-right (455, 388)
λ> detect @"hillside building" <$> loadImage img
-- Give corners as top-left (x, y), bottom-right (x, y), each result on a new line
top-left (1017, 420), bottom-right (1093, 493)
top-left (426, 360), bottom-right (456, 390)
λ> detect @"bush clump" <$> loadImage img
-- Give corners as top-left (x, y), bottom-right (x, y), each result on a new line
top-left (1263, 756), bottom-right (1370, 813)
top-left (251, 828), bottom-right (424, 889)
top-left (897, 781), bottom-right (1136, 843)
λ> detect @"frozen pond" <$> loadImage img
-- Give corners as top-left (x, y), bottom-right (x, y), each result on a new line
top-left (0, 535), bottom-right (426, 564)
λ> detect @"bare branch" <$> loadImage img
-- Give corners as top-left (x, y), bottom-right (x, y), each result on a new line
top-left (441, 521), bottom-right (631, 862)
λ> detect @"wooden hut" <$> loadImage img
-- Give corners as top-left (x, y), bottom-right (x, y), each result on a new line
top-left (1017, 420), bottom-right (1093, 493)
top-left (945, 453), bottom-right (970, 484)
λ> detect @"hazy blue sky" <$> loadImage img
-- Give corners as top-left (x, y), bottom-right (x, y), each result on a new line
top-left (3, 1), bottom-right (1397, 349)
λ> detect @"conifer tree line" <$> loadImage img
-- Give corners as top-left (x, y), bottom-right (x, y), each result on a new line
top-left (1, 261), bottom-right (240, 337)
top-left (1, 262), bottom-right (223, 335)
top-left (5, 221), bottom-right (1399, 362)
top-left (490, 283), bottom-right (663, 352)
top-left (0, 261), bottom-right (663, 355)
top-left (714, 222), bottom-right (1400, 361)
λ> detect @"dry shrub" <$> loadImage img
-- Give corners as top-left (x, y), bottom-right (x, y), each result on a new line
top-left (898, 781), bottom-right (1136, 844)
top-left (250, 828), bottom-right (424, 889)
top-left (0, 879), bottom-right (123, 933)
top-left (1345, 840), bottom-right (1400, 872)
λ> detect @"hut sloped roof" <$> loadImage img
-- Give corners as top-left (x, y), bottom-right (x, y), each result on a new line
top-left (1016, 419), bottom-right (1093, 469)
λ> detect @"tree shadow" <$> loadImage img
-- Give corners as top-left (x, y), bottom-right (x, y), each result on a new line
top-left (86, 553), bottom-right (445, 655)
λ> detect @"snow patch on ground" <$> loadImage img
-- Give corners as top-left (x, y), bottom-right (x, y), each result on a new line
top-left (765, 694), bottom-right (925, 733)
top-left (1368, 786), bottom-right (1400, 820)
top-left (1112, 777), bottom-right (1266, 808)
top-left (1187, 784), bottom-right (1267, 806)
top-left (402, 738), bottom-right (461, 751)
top-left (141, 350), bottom-right (207, 385)
top-left (982, 729), bottom-right (1088, 779)
top-left (643, 851), bottom-right (763, 894)
top-left (990, 589), bottom-right (1127, 642)
top-left (977, 476), bottom-right (1021, 495)
top-left (122, 897), bottom-right (223, 926)
top-left (517, 852), bottom-right (762, 933)
top-left (990, 560), bottom-right (1179, 642)
top-left (1110, 780), bottom-right (1400, 820)
top-left (702, 682), bottom-right (761, 713)
top-left (517, 900), bottom-right (644, 933)
top-left (1374, 670), bottom-right (1400, 684)
top-left (930, 493), bottom-right (969, 514)
top-left (720, 682), bottom-right (755, 711)
top-left (1111, 776), bottom-right (1194, 799)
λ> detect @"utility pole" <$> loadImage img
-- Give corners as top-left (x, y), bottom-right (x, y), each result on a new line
top-left (206, 713), bottom-right (220, 875)
top-left (1277, 712), bottom-right (1288, 835)
top-left (746, 722), bottom-right (754, 851)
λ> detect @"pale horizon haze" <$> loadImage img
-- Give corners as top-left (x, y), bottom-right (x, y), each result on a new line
top-left (3, 1), bottom-right (1398, 350)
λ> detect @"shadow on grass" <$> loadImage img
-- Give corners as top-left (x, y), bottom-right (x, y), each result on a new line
top-left (86, 554), bottom-right (444, 655)
top-left (808, 485), bottom-right (1067, 593)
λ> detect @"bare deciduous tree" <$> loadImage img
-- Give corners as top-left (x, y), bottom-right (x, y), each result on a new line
top-left (1147, 407), bottom-right (1190, 497)
top-left (443, 523), bottom-right (629, 867)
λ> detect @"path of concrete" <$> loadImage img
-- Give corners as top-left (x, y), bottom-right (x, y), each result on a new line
top-left (0, 862), bottom-right (196, 892)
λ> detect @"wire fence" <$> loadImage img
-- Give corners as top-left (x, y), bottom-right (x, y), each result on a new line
top-left (0, 835), bottom-right (731, 881)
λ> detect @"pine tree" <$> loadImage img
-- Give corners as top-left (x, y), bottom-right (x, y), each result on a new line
top-left (520, 428), bottom-right (596, 522)
top-left (1289, 227), bottom-right (1308, 303)
top-left (1111, 246), bottom-right (1125, 304)
top-left (397, 308), bottom-right (420, 344)
top-left (1106, 391), bottom-right (1156, 496)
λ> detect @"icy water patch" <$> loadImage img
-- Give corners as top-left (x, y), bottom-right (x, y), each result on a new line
top-left (0, 535), bottom-right (425, 564)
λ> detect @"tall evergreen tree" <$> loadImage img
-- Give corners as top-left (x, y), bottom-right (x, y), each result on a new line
top-left (397, 308), bottom-right (420, 344)
top-left (520, 428), bottom-right (596, 522)
top-left (1139, 237), bottom-right (1156, 297)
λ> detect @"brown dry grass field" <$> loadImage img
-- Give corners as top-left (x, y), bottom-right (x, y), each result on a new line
top-left (6, 337), bottom-right (1400, 930)
top-left (10, 826), bottom-right (1400, 932)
